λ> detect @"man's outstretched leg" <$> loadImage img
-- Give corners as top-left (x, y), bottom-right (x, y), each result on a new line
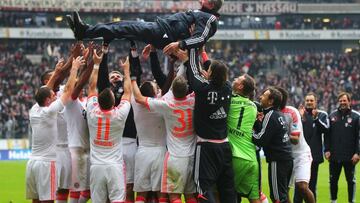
top-left (67, 11), bottom-right (170, 49)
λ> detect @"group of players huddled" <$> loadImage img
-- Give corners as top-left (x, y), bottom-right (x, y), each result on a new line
top-left (26, 0), bottom-right (360, 203)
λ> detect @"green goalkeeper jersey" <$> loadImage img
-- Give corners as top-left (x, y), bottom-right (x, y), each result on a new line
top-left (227, 94), bottom-right (257, 161)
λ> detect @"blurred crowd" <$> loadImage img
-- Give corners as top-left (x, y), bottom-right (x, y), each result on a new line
top-left (1, 11), bottom-right (360, 30)
top-left (0, 40), bottom-right (359, 138)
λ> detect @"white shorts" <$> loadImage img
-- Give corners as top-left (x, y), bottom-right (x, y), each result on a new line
top-left (56, 146), bottom-right (72, 189)
top-left (70, 147), bottom-right (90, 191)
top-left (123, 138), bottom-right (137, 184)
top-left (161, 152), bottom-right (196, 194)
top-left (26, 159), bottom-right (57, 200)
top-left (290, 153), bottom-right (312, 186)
top-left (90, 163), bottom-right (126, 203)
top-left (134, 146), bottom-right (166, 192)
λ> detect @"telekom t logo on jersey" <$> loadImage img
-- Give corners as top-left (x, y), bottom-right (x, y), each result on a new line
top-left (207, 91), bottom-right (218, 104)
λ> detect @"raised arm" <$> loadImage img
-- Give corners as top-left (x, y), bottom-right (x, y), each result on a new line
top-left (120, 57), bottom-right (131, 102)
top-left (88, 49), bottom-right (104, 96)
top-left (97, 46), bottom-right (110, 92)
top-left (53, 43), bottom-right (82, 90)
top-left (71, 44), bottom-right (95, 99)
top-left (185, 48), bottom-right (209, 92)
top-left (46, 58), bottom-right (65, 90)
top-left (161, 58), bottom-right (175, 96)
top-left (60, 56), bottom-right (85, 105)
top-left (131, 79), bottom-right (147, 106)
top-left (146, 45), bottom-right (167, 87)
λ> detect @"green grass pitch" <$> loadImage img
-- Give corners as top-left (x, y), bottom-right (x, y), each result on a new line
top-left (0, 160), bottom-right (358, 202)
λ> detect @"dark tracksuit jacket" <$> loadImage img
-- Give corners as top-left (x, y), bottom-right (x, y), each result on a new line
top-left (85, 8), bottom-right (219, 49)
top-left (302, 110), bottom-right (329, 163)
top-left (252, 107), bottom-right (293, 162)
top-left (253, 107), bottom-right (293, 203)
top-left (325, 108), bottom-right (360, 161)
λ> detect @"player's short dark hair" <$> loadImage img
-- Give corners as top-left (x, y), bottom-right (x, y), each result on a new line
top-left (337, 92), bottom-right (351, 101)
top-left (275, 87), bottom-right (288, 110)
top-left (209, 60), bottom-right (228, 88)
top-left (109, 70), bottom-right (122, 76)
top-left (172, 76), bottom-right (188, 99)
top-left (40, 70), bottom-right (53, 85)
top-left (305, 92), bottom-right (317, 101)
top-left (241, 74), bottom-right (256, 97)
top-left (209, 0), bottom-right (224, 12)
top-left (98, 88), bottom-right (115, 110)
top-left (140, 81), bottom-right (156, 97)
top-left (35, 86), bottom-right (52, 106)
top-left (267, 87), bottom-right (283, 110)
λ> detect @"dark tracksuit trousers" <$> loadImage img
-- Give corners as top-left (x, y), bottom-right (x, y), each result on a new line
top-left (85, 21), bottom-right (172, 49)
top-left (194, 142), bottom-right (236, 203)
top-left (329, 161), bottom-right (356, 203)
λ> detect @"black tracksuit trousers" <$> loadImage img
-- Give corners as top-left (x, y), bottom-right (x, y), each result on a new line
top-left (85, 21), bottom-right (172, 49)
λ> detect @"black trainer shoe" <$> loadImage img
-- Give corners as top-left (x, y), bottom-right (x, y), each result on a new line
top-left (66, 14), bottom-right (75, 32)
top-left (72, 11), bottom-right (89, 40)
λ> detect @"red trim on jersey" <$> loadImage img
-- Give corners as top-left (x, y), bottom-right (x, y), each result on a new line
top-left (161, 152), bottom-right (170, 192)
top-left (159, 197), bottom-right (169, 203)
top-left (56, 192), bottom-right (69, 200)
top-left (96, 118), bottom-right (103, 140)
top-left (201, 51), bottom-right (209, 62)
top-left (136, 196), bottom-right (146, 201)
top-left (123, 160), bottom-right (127, 196)
top-left (94, 140), bottom-right (113, 147)
top-left (104, 118), bottom-right (110, 140)
top-left (282, 107), bottom-right (299, 123)
top-left (145, 97), bottom-right (151, 111)
top-left (50, 161), bottom-right (56, 200)
top-left (291, 131), bottom-right (301, 137)
top-left (186, 197), bottom-right (197, 203)
top-left (69, 191), bottom-right (80, 198)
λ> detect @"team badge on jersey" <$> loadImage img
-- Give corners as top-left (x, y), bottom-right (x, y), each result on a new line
top-left (347, 117), bottom-right (352, 123)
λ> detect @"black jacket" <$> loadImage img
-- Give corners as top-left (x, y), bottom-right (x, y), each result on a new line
top-left (185, 49), bottom-right (231, 140)
top-left (156, 7), bottom-right (219, 50)
top-left (325, 108), bottom-right (360, 161)
top-left (253, 107), bottom-right (293, 162)
top-left (302, 110), bottom-right (329, 162)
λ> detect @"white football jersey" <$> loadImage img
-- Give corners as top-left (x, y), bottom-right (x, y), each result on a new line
top-left (56, 86), bottom-right (68, 145)
top-left (29, 99), bottom-right (64, 161)
top-left (65, 98), bottom-right (89, 149)
top-left (87, 96), bottom-right (131, 165)
top-left (282, 106), bottom-right (312, 157)
top-left (147, 91), bottom-right (196, 157)
top-left (132, 96), bottom-right (166, 147)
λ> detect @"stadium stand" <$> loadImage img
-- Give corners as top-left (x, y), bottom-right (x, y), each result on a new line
top-left (0, 0), bottom-right (359, 138)
top-left (0, 40), bottom-right (359, 138)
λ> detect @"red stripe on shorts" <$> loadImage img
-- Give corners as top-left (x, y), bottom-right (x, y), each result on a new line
top-left (161, 152), bottom-right (170, 192)
top-left (50, 161), bottom-right (56, 200)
